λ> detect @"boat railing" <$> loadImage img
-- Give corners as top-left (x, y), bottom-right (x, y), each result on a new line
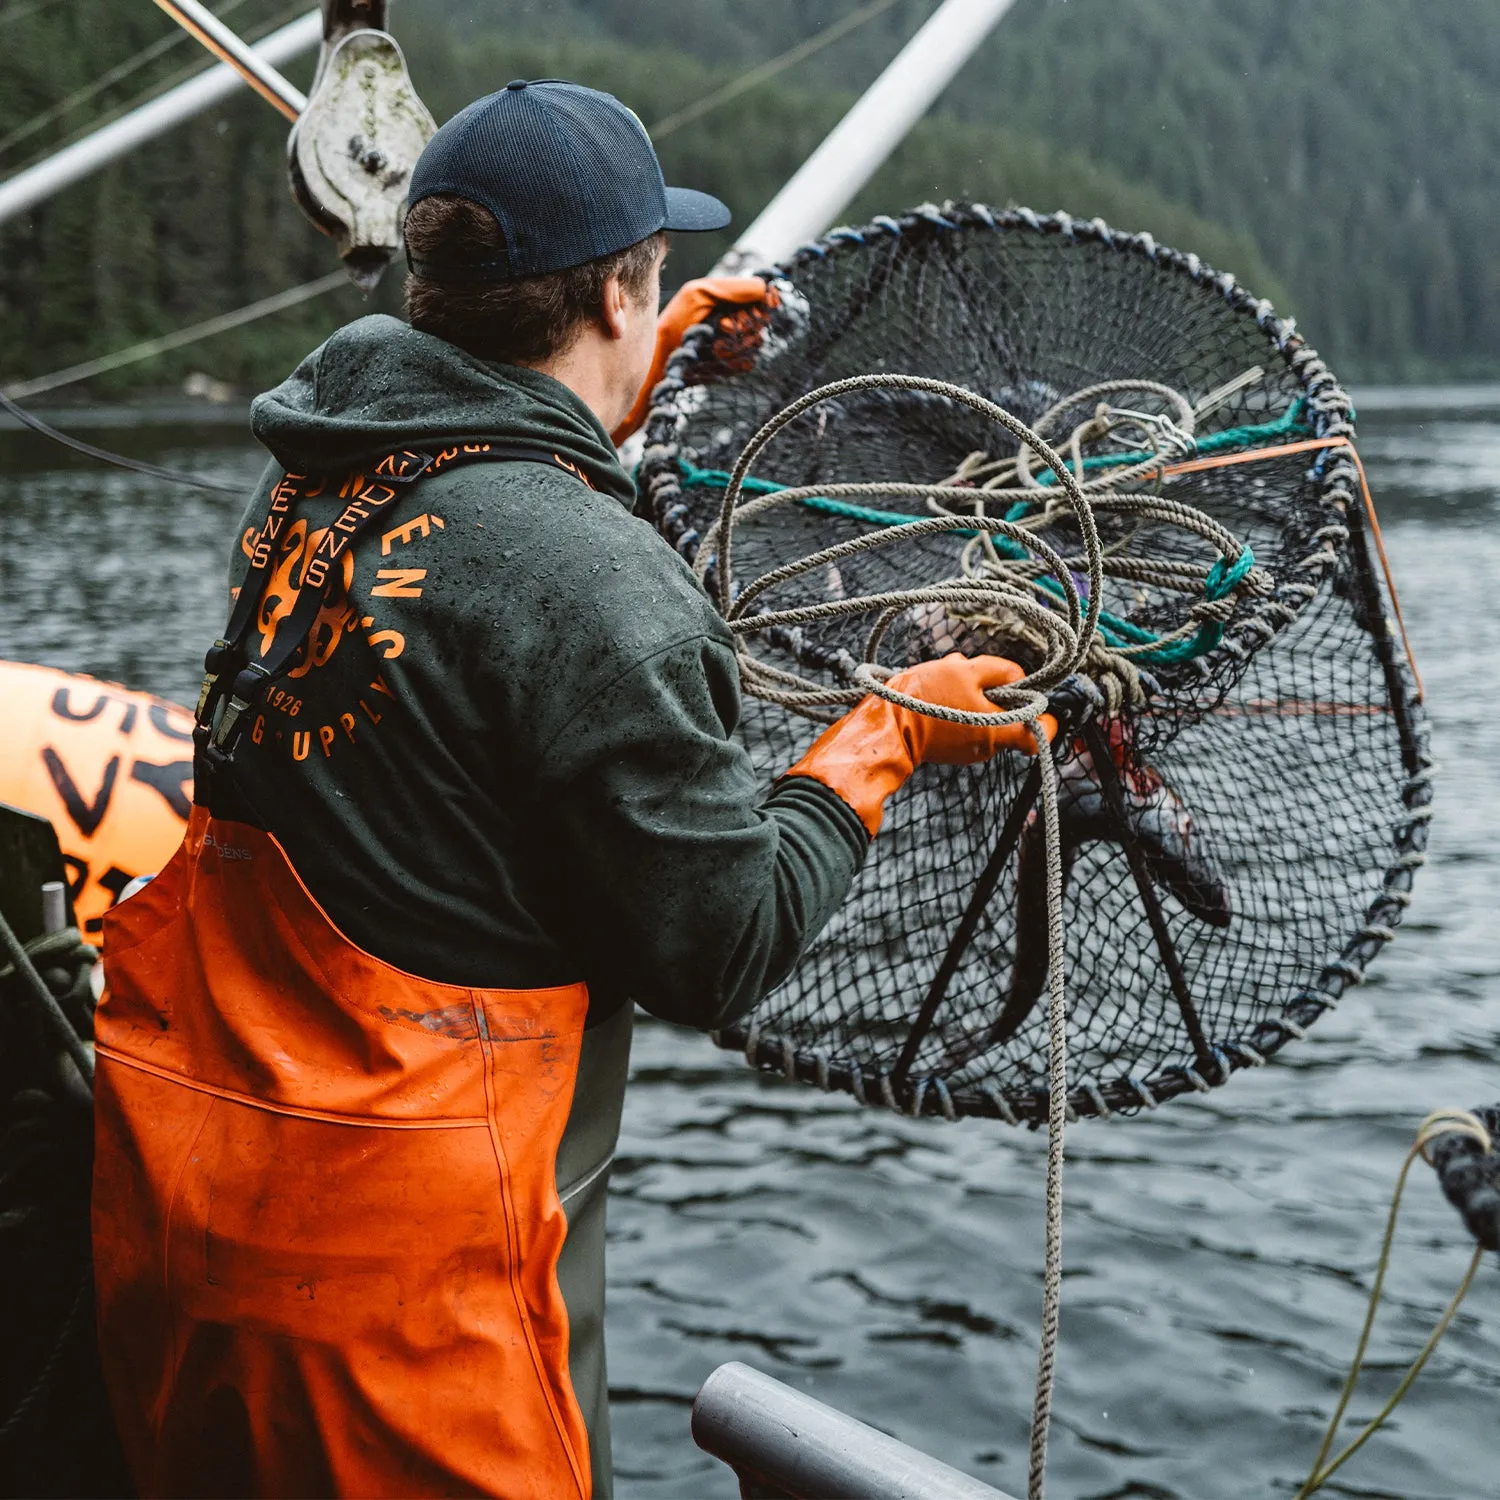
top-left (691, 1361), bottom-right (1021, 1500)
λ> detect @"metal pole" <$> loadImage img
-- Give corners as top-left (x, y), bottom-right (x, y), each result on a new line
top-left (151, 0), bottom-right (307, 121)
top-left (0, 10), bottom-right (321, 226)
top-left (692, 1362), bottom-right (1020, 1500)
top-left (722, 0), bottom-right (1019, 269)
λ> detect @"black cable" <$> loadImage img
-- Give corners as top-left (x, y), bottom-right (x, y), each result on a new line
top-left (0, 902), bottom-right (93, 1087)
top-left (0, 388), bottom-right (246, 494)
top-left (0, 1268), bottom-right (89, 1445)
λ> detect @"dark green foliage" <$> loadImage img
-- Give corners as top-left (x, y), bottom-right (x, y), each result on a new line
top-left (955, 0), bottom-right (1500, 381)
top-left (393, 0), bottom-right (1285, 303)
top-left (398, 20), bottom-right (1279, 296)
top-left (0, 1), bottom-right (378, 397)
top-left (0, 0), bottom-right (1274, 398)
top-left (0, 0), bottom-right (1488, 397)
top-left (486, 0), bottom-right (1500, 381)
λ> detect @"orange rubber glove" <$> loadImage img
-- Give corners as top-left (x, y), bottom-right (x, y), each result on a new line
top-left (784, 654), bottom-right (1057, 837)
top-left (613, 276), bottom-right (780, 443)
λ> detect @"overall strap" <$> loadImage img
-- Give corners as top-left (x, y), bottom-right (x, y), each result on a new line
top-left (193, 443), bottom-right (577, 802)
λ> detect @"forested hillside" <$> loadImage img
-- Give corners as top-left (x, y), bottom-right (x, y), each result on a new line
top-left (461, 0), bottom-right (1500, 381)
top-left (0, 0), bottom-right (1490, 397)
top-left (0, 0), bottom-right (362, 395)
top-left (0, 0), bottom-right (1266, 397)
top-left (393, 11), bottom-right (1278, 289)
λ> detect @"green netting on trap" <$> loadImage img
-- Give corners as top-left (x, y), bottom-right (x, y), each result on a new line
top-left (637, 204), bottom-right (1430, 1125)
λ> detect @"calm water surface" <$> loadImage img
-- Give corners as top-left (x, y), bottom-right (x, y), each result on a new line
top-left (1, 399), bottom-right (1496, 1499)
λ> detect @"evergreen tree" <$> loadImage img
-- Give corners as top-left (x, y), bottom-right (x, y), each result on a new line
top-left (0, 0), bottom-right (1487, 396)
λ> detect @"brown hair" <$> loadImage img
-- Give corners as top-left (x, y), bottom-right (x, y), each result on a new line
top-left (403, 194), bottom-right (663, 365)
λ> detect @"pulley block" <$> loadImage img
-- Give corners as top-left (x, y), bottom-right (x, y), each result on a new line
top-left (288, 0), bottom-right (436, 292)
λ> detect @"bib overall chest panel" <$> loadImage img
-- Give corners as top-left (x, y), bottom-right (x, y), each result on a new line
top-left (96, 810), bottom-right (592, 1498)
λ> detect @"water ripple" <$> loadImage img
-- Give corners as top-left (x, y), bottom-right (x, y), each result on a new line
top-left (2, 410), bottom-right (1496, 1498)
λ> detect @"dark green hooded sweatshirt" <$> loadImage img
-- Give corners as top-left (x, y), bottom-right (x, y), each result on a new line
top-left (228, 313), bottom-right (867, 1495)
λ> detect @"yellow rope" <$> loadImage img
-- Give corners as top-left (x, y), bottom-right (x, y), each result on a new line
top-left (1295, 1110), bottom-right (1493, 1498)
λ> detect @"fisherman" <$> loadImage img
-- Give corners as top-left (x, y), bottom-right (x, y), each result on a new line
top-left (90, 80), bottom-right (1039, 1499)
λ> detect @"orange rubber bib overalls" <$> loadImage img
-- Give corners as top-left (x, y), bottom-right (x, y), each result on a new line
top-left (95, 450), bottom-right (593, 1498)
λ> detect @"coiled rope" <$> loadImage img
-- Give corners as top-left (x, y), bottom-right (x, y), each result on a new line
top-left (0, 903), bottom-right (94, 1087)
top-left (933, 378), bottom-right (1272, 708)
top-left (684, 372), bottom-right (1278, 715)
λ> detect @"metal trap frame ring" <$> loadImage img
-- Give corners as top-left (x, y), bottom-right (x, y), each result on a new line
top-left (637, 202), bottom-right (1431, 1125)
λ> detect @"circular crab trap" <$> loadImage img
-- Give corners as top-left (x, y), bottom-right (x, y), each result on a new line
top-left (638, 203), bottom-right (1431, 1125)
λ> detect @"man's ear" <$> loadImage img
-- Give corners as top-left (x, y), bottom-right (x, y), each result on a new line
top-left (601, 272), bottom-right (629, 341)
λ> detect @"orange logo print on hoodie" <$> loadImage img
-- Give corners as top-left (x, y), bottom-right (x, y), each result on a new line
top-left (242, 519), bottom-right (359, 679)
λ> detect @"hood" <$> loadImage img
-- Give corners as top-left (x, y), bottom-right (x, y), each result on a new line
top-left (249, 313), bottom-right (635, 509)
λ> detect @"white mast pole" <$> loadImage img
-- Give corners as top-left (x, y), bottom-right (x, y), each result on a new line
top-left (0, 10), bottom-right (321, 227)
top-left (721, 0), bottom-right (1019, 270)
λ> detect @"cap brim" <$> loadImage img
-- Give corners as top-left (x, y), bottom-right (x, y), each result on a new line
top-left (662, 185), bottom-right (732, 233)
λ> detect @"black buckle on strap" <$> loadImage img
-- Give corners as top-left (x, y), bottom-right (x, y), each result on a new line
top-left (209, 663), bottom-right (272, 753)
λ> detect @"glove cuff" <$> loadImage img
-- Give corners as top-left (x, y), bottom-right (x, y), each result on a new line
top-left (783, 696), bottom-right (915, 837)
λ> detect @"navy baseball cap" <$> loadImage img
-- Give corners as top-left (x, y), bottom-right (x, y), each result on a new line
top-left (405, 79), bottom-right (731, 283)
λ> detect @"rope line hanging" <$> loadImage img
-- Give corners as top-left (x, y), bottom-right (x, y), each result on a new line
top-left (647, 0), bottom-right (901, 141)
top-left (1295, 1110), bottom-right (1494, 1498)
top-left (4, 270), bottom-right (348, 402)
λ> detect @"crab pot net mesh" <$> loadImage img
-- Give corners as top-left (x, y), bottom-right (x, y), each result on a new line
top-left (638, 205), bottom-right (1430, 1125)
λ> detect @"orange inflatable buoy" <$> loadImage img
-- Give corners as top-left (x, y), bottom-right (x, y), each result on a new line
top-left (0, 660), bottom-right (193, 941)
